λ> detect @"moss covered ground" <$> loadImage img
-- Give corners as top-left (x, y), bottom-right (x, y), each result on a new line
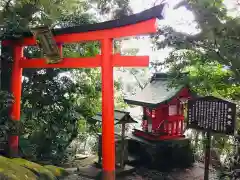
top-left (0, 156), bottom-right (69, 180)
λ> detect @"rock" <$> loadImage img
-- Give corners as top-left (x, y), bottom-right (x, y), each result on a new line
top-left (77, 165), bottom-right (101, 179)
top-left (167, 162), bottom-right (218, 180)
top-left (11, 158), bottom-right (56, 180)
top-left (128, 138), bottom-right (194, 170)
top-left (0, 156), bottom-right (38, 180)
top-left (75, 154), bottom-right (88, 160)
top-left (44, 165), bottom-right (69, 177)
top-left (74, 155), bottom-right (98, 167)
top-left (0, 156), bottom-right (69, 180)
top-left (61, 174), bottom-right (92, 180)
top-left (118, 164), bottom-right (218, 180)
top-left (65, 167), bottom-right (78, 173)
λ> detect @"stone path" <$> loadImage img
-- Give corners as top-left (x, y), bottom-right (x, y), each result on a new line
top-left (167, 163), bottom-right (218, 180)
top-left (62, 165), bottom-right (218, 180)
top-left (61, 157), bottom-right (218, 180)
top-left (61, 174), bottom-right (92, 180)
top-left (75, 156), bottom-right (98, 167)
top-left (119, 163), bottom-right (218, 180)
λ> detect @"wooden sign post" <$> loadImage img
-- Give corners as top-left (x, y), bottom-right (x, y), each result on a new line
top-left (204, 130), bottom-right (211, 180)
top-left (187, 96), bottom-right (236, 180)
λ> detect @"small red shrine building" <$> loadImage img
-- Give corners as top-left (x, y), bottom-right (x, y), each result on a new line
top-left (124, 73), bottom-right (198, 141)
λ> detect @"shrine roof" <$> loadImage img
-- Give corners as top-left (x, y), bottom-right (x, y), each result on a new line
top-left (91, 110), bottom-right (137, 125)
top-left (7, 4), bottom-right (165, 40)
top-left (124, 73), bottom-right (195, 108)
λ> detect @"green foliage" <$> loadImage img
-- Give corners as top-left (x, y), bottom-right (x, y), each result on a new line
top-left (0, 91), bottom-right (13, 125)
top-left (153, 0), bottom-right (240, 121)
top-left (152, 0), bottom-right (240, 172)
top-left (89, 0), bottom-right (133, 19)
top-left (0, 0), bottom-right (86, 38)
top-left (154, 0), bottom-right (240, 83)
top-left (0, 0), bottom-right (131, 164)
top-left (21, 43), bottom-right (102, 162)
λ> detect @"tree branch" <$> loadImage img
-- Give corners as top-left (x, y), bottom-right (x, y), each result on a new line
top-left (3, 0), bottom-right (12, 13)
top-left (130, 70), bottom-right (144, 90)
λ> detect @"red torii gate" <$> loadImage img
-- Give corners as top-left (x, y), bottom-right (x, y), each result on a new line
top-left (2, 5), bottom-right (164, 179)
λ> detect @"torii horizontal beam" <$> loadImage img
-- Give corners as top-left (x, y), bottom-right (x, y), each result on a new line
top-left (19, 55), bottom-right (149, 68)
top-left (2, 18), bottom-right (157, 47)
top-left (20, 19), bottom-right (157, 46)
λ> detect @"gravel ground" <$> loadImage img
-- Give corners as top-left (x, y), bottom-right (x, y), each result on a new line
top-left (118, 168), bottom-right (168, 180)
top-left (62, 166), bottom-right (218, 180)
top-left (117, 167), bottom-right (218, 180)
top-left (61, 174), bottom-right (92, 180)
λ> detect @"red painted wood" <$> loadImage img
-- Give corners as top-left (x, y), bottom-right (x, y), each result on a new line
top-left (101, 38), bottom-right (115, 174)
top-left (168, 115), bottom-right (184, 121)
top-left (133, 129), bottom-right (184, 141)
top-left (2, 40), bottom-right (11, 46)
top-left (139, 87), bottom-right (193, 140)
top-left (9, 45), bottom-right (23, 156)
top-left (173, 122), bottom-right (176, 135)
top-left (19, 57), bottom-right (101, 68)
top-left (153, 105), bottom-right (164, 131)
top-left (8, 136), bottom-right (19, 155)
top-left (176, 120), bottom-right (179, 135)
top-left (112, 54), bottom-right (149, 67)
top-left (19, 19), bottom-right (157, 46)
top-left (58, 44), bottom-right (63, 58)
top-left (19, 55), bottom-right (149, 68)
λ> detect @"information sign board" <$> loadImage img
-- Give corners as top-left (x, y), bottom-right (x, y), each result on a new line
top-left (187, 96), bottom-right (236, 135)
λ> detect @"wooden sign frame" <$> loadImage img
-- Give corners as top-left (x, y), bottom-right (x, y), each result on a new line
top-left (187, 96), bottom-right (237, 180)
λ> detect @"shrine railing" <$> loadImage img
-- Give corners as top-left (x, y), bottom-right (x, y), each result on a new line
top-left (155, 116), bottom-right (185, 136)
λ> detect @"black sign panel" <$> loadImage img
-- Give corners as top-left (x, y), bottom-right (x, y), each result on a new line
top-left (187, 96), bottom-right (236, 135)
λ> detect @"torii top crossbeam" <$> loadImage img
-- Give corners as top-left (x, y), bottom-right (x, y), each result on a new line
top-left (2, 4), bottom-right (164, 179)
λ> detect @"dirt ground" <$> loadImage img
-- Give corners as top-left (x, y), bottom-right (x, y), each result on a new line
top-left (62, 161), bottom-right (218, 180)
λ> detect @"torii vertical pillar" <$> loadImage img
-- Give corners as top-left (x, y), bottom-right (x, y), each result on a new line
top-left (9, 45), bottom-right (23, 157)
top-left (101, 38), bottom-right (115, 178)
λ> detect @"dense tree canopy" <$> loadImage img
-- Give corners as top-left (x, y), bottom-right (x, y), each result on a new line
top-left (153, 0), bottom-right (240, 86)
top-left (150, 1), bottom-right (240, 119)
top-left (149, 0), bottom-right (240, 174)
